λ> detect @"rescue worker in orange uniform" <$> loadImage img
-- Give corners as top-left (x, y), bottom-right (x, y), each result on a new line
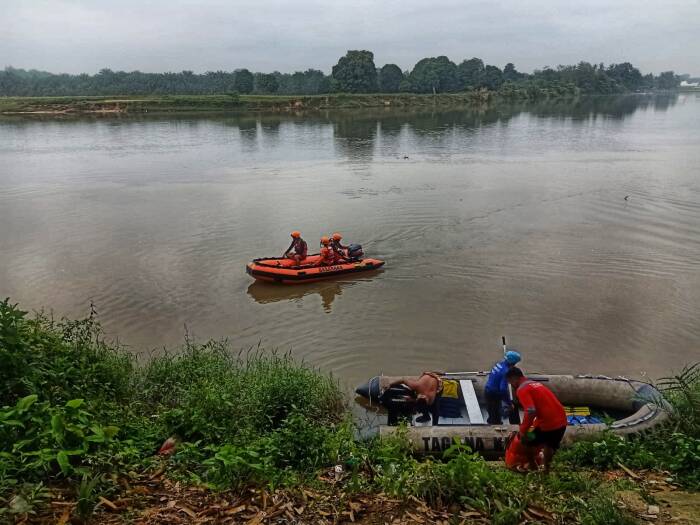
top-left (283, 231), bottom-right (308, 265)
top-left (506, 367), bottom-right (567, 473)
top-left (330, 232), bottom-right (349, 259)
top-left (318, 236), bottom-right (336, 266)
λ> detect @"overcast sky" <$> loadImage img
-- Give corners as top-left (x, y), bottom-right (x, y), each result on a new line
top-left (2, 0), bottom-right (699, 75)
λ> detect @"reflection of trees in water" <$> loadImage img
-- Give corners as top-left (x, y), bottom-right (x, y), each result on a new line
top-left (216, 115), bottom-right (286, 150)
top-left (78, 94), bottom-right (678, 161)
top-left (327, 107), bottom-right (517, 160)
top-left (257, 116), bottom-right (282, 148)
top-left (376, 114), bottom-right (405, 156)
top-left (260, 119), bottom-right (281, 135)
top-left (651, 94), bottom-right (678, 111)
top-left (321, 94), bottom-right (682, 160)
top-left (520, 93), bottom-right (679, 119)
top-left (236, 117), bottom-right (258, 151)
top-left (331, 116), bottom-right (378, 164)
top-left (247, 281), bottom-right (345, 313)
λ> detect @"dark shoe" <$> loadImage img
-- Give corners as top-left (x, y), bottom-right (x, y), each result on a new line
top-left (416, 414), bottom-right (431, 423)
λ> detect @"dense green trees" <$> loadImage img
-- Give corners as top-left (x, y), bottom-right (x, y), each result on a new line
top-left (503, 63), bottom-right (525, 82)
top-left (0, 53), bottom-right (681, 97)
top-left (331, 50), bottom-right (378, 93)
top-left (254, 73), bottom-right (278, 94)
top-left (529, 61), bottom-right (678, 95)
top-left (458, 58), bottom-right (485, 88)
top-left (606, 62), bottom-right (643, 91)
top-left (549, 62), bottom-right (619, 94)
top-left (276, 69), bottom-right (331, 95)
top-left (233, 69), bottom-right (254, 94)
top-left (405, 56), bottom-right (460, 94)
top-left (378, 64), bottom-right (403, 93)
top-left (656, 71), bottom-right (680, 90)
top-left (481, 65), bottom-right (504, 90)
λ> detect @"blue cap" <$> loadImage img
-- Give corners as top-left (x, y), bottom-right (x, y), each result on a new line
top-left (505, 350), bottom-right (521, 365)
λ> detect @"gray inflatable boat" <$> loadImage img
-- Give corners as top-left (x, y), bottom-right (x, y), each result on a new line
top-left (355, 372), bottom-right (668, 456)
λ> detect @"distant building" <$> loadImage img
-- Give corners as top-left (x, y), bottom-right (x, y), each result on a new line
top-left (680, 80), bottom-right (699, 87)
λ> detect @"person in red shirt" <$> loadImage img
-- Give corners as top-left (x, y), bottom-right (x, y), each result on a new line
top-left (506, 367), bottom-right (567, 472)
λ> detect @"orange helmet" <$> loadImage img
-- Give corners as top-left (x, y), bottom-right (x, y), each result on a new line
top-left (291, 231), bottom-right (301, 238)
top-left (320, 236), bottom-right (330, 245)
top-left (332, 232), bottom-right (342, 241)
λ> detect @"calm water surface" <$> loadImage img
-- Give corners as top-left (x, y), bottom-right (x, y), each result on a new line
top-left (1, 95), bottom-right (699, 389)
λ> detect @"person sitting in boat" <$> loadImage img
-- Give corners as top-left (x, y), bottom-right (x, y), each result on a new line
top-left (330, 232), bottom-right (349, 258)
top-left (388, 371), bottom-right (443, 424)
top-left (328, 233), bottom-right (348, 262)
top-left (506, 367), bottom-right (567, 473)
top-left (318, 236), bottom-right (346, 265)
top-left (283, 231), bottom-right (308, 265)
top-left (318, 237), bottom-right (333, 265)
top-left (485, 350), bottom-right (522, 425)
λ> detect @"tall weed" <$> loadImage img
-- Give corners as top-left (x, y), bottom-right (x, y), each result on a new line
top-left (0, 299), bottom-right (133, 406)
top-left (141, 343), bottom-right (344, 441)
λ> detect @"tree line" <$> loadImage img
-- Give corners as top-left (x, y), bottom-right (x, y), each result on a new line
top-left (0, 51), bottom-right (681, 97)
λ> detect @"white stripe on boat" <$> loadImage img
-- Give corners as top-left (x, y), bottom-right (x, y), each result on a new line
top-left (460, 379), bottom-right (485, 424)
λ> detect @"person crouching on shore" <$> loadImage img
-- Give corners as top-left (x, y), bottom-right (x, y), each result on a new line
top-left (506, 367), bottom-right (567, 473)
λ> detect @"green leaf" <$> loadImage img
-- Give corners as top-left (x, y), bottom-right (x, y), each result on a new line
top-left (56, 450), bottom-right (72, 474)
top-left (65, 399), bottom-right (85, 409)
top-left (51, 414), bottom-right (65, 441)
top-left (16, 394), bottom-right (38, 411)
top-left (63, 448), bottom-right (86, 456)
top-left (103, 426), bottom-right (119, 440)
top-left (0, 419), bottom-right (24, 427)
top-left (9, 494), bottom-right (31, 514)
top-left (65, 424), bottom-right (85, 439)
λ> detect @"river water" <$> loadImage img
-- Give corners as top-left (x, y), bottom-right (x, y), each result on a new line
top-left (1, 94), bottom-right (699, 389)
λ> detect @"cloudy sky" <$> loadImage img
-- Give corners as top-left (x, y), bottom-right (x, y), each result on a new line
top-left (2, 0), bottom-right (699, 75)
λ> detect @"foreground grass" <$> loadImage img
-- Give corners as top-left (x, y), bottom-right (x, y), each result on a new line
top-left (1, 298), bottom-right (698, 523)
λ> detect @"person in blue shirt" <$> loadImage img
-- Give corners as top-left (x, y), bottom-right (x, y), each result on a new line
top-left (485, 350), bottom-right (522, 424)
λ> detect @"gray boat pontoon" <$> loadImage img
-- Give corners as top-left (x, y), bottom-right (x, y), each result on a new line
top-left (355, 372), bottom-right (668, 456)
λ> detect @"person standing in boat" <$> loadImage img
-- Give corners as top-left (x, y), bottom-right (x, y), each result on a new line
top-left (484, 350), bottom-right (522, 425)
top-left (283, 231), bottom-right (308, 265)
top-left (506, 367), bottom-right (567, 473)
top-left (387, 372), bottom-right (443, 424)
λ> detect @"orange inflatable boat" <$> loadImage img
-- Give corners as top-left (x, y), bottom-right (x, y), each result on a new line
top-left (246, 255), bottom-right (385, 284)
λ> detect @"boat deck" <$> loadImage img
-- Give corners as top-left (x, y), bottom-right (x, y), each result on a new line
top-left (412, 378), bottom-right (523, 427)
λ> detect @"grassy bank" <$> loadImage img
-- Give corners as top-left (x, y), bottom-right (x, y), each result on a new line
top-left (1, 299), bottom-right (698, 524)
top-left (0, 92), bottom-right (494, 115)
top-left (0, 90), bottom-right (556, 116)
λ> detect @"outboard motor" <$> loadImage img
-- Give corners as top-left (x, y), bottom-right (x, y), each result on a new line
top-left (347, 243), bottom-right (364, 260)
top-left (355, 377), bottom-right (418, 426)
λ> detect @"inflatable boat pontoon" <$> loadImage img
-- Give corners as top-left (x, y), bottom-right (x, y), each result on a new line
top-left (355, 372), bottom-right (668, 456)
top-left (246, 255), bottom-right (385, 284)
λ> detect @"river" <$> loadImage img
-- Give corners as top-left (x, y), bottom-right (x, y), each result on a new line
top-left (1, 94), bottom-right (699, 389)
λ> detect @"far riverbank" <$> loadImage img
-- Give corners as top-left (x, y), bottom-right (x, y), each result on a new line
top-left (1, 89), bottom-right (684, 118)
top-left (0, 91), bottom-right (533, 116)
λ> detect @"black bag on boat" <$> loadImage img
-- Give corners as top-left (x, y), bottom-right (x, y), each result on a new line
top-left (380, 385), bottom-right (416, 425)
